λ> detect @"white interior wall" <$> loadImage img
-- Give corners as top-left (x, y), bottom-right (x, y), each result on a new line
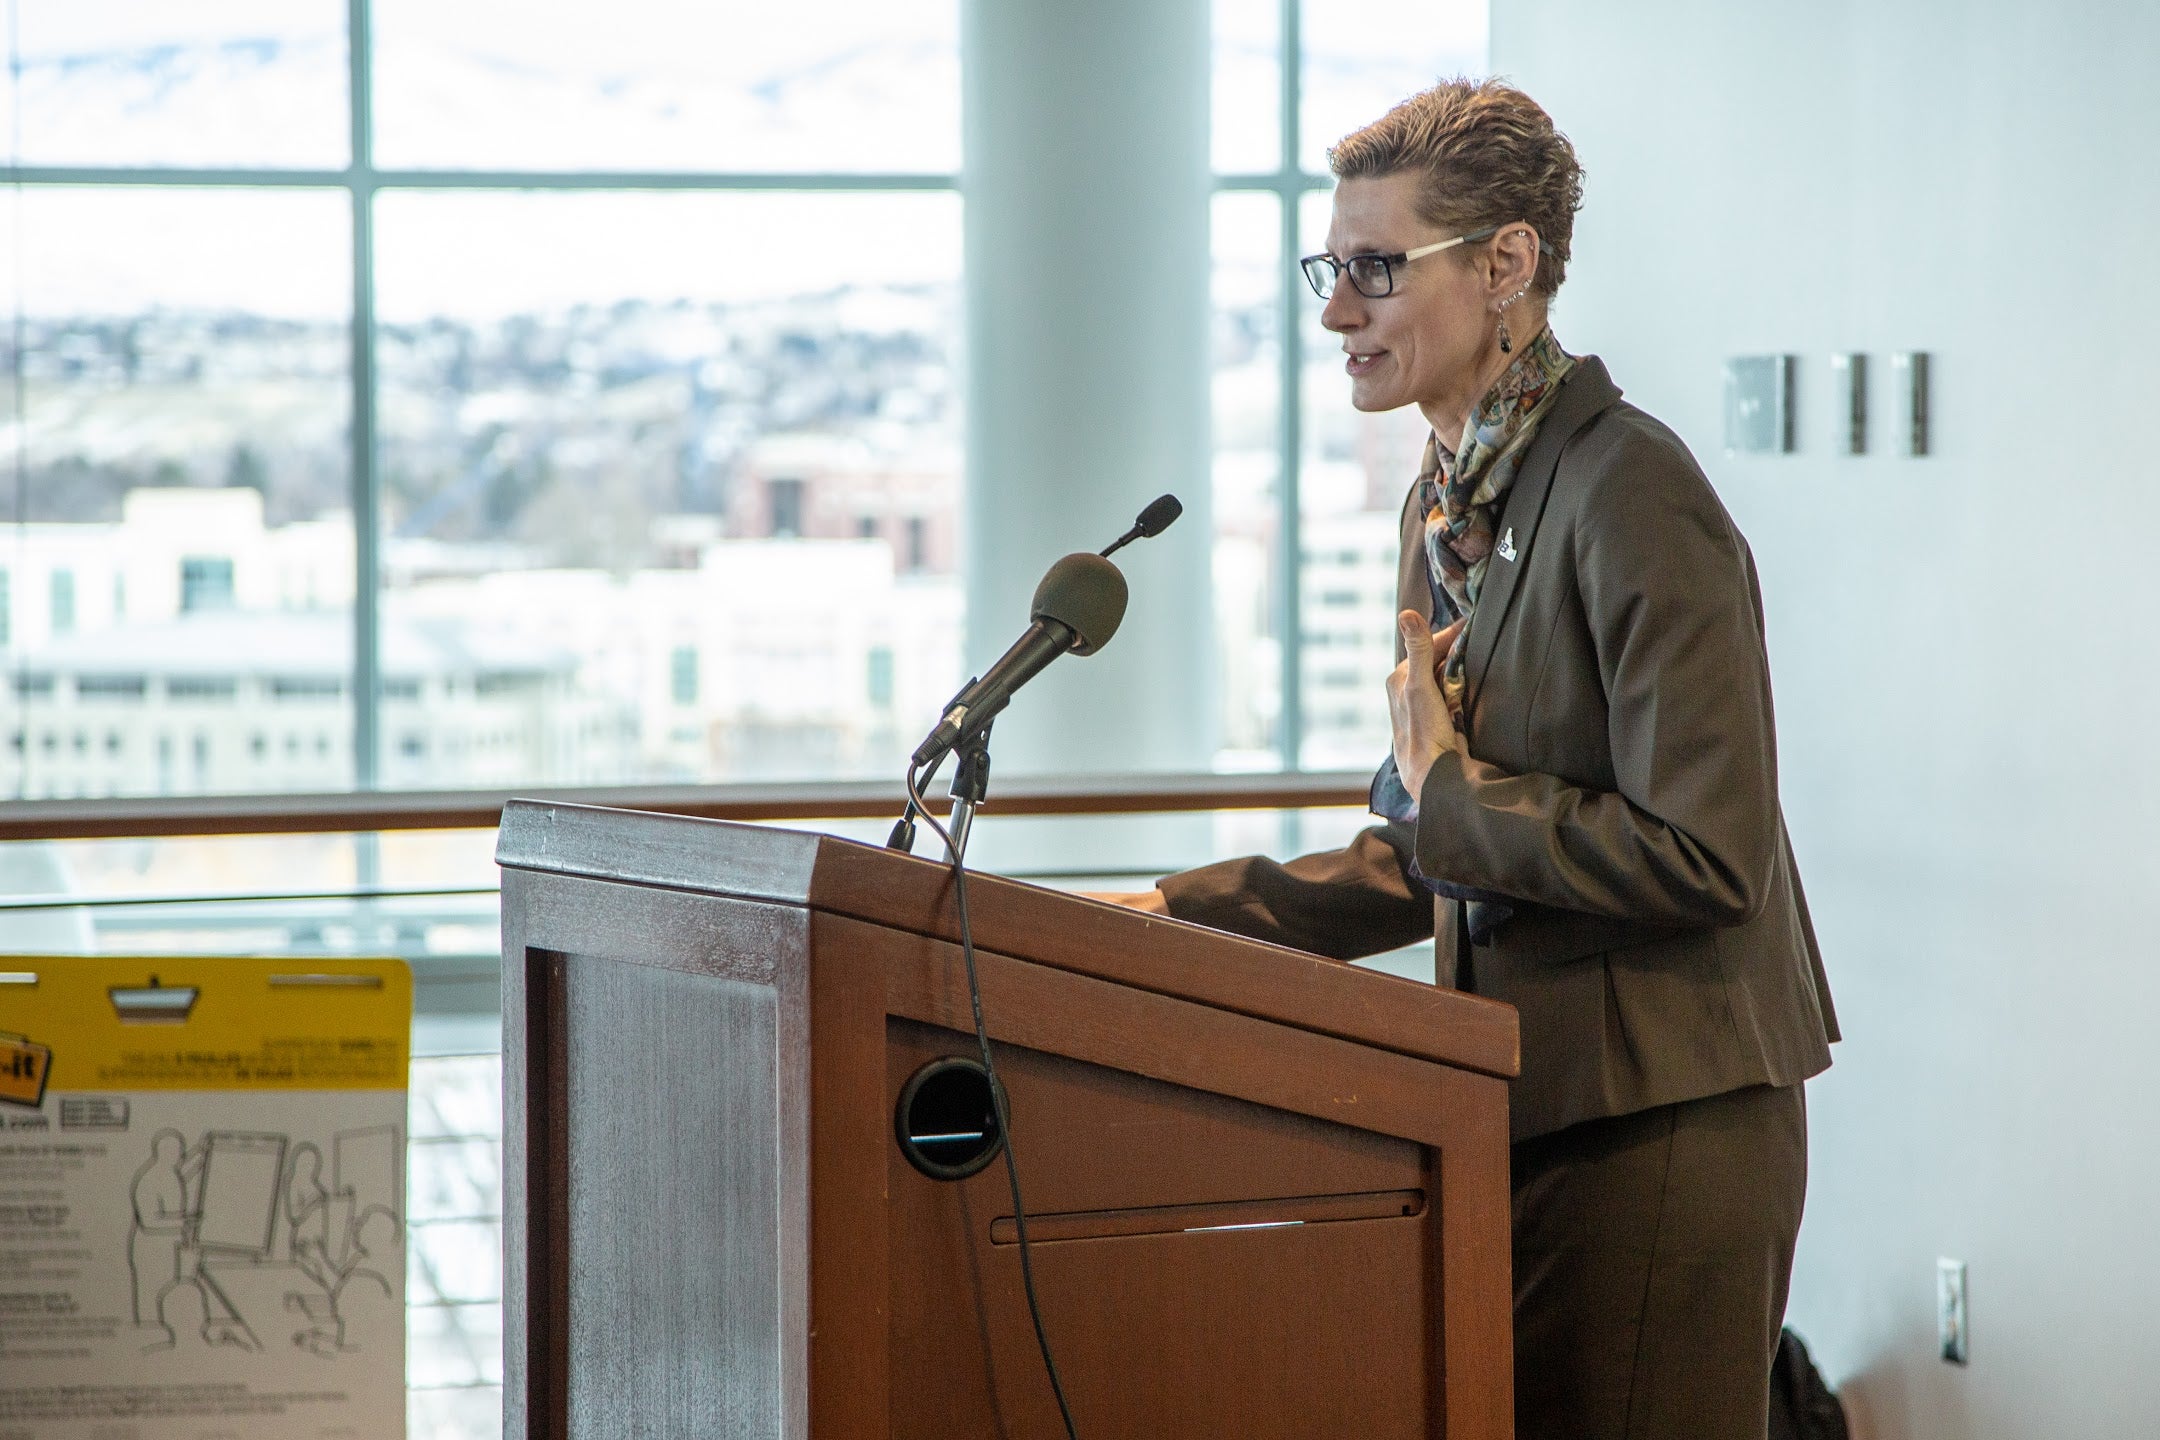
top-left (1491, 2), bottom-right (2160, 1435)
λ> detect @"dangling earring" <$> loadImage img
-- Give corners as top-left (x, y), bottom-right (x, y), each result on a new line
top-left (1496, 286), bottom-right (1529, 355)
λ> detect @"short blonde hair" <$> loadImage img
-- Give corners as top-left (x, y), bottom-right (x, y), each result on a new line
top-left (1328, 78), bottom-right (1584, 297)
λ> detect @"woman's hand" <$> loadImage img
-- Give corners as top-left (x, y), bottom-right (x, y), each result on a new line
top-left (1387, 611), bottom-right (1466, 806)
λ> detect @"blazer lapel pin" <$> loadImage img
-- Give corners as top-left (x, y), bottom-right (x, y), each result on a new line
top-left (1497, 526), bottom-right (1518, 563)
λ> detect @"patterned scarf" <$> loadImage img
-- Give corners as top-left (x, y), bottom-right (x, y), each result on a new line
top-left (1419, 325), bottom-right (1575, 731)
top-left (1366, 327), bottom-right (1575, 944)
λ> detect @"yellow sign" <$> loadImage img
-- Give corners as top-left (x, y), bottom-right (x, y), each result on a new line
top-left (0, 955), bottom-right (412, 1440)
top-left (0, 956), bottom-right (409, 1094)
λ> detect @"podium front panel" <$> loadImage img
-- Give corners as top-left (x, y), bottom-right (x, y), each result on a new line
top-left (504, 869), bottom-right (815, 1440)
top-left (558, 955), bottom-right (782, 1437)
top-left (885, 1018), bottom-right (1433, 1438)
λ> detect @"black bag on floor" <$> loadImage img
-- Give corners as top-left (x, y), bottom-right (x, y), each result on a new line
top-left (1768, 1326), bottom-right (1850, 1440)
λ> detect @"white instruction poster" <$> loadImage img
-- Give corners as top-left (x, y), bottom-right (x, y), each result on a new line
top-left (0, 957), bottom-right (411, 1440)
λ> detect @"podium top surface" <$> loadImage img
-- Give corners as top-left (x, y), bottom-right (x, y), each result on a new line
top-left (497, 798), bottom-right (1517, 1081)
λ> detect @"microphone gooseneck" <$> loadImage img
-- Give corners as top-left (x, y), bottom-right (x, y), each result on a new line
top-left (908, 552), bottom-right (1129, 771)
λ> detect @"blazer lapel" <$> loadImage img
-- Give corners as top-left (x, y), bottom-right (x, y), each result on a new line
top-left (1462, 356), bottom-right (1623, 718)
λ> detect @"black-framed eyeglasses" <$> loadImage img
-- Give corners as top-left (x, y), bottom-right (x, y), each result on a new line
top-left (1300, 225), bottom-right (1500, 300)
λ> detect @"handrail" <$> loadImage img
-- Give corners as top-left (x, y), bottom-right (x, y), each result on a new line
top-left (0, 771), bottom-right (1373, 841)
top-left (0, 886), bottom-right (500, 912)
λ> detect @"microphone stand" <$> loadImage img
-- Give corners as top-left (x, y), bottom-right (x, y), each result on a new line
top-left (946, 720), bottom-right (994, 862)
top-left (891, 676), bottom-right (978, 853)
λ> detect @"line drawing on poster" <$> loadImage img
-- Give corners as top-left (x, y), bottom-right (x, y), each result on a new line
top-left (128, 1124), bottom-right (404, 1357)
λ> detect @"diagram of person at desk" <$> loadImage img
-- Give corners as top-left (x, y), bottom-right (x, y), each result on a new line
top-left (129, 1126), bottom-right (402, 1358)
top-left (276, 1138), bottom-right (395, 1353)
top-left (133, 1129), bottom-right (271, 1353)
top-left (287, 1205), bottom-right (399, 1356)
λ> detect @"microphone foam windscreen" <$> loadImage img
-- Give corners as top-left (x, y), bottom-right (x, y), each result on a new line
top-left (1031, 552), bottom-right (1129, 656)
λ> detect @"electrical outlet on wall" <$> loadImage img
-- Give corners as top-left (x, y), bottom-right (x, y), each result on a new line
top-left (1938, 1257), bottom-right (1969, 1364)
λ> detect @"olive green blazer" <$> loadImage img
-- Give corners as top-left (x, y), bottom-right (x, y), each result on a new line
top-left (1160, 357), bottom-right (1837, 1141)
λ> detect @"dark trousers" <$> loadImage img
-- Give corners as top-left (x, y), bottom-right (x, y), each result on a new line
top-left (1509, 1083), bottom-right (1808, 1440)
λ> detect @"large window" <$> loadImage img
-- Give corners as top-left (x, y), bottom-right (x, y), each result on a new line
top-left (2, 0), bottom-right (1484, 802)
top-left (1, 1), bottom-right (963, 802)
top-left (370, 188), bottom-right (961, 785)
top-left (1212, 0), bottom-right (1488, 767)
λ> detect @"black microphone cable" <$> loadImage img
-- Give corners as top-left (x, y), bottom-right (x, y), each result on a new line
top-left (903, 758), bottom-right (1081, 1440)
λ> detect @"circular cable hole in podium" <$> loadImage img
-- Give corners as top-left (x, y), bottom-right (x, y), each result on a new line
top-left (894, 1056), bottom-right (1005, 1181)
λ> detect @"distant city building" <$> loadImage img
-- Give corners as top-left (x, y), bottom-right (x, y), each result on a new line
top-left (0, 485), bottom-right (961, 797)
top-left (1, 609), bottom-right (611, 798)
top-left (0, 488), bottom-right (352, 656)
top-left (731, 432), bottom-right (958, 575)
top-left (394, 538), bottom-right (961, 784)
top-left (1298, 501), bottom-right (1403, 771)
top-left (2, 273), bottom-right (1416, 791)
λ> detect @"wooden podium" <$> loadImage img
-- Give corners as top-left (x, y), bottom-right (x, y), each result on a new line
top-left (495, 799), bottom-right (1519, 1439)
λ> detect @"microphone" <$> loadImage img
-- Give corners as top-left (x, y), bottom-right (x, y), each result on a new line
top-left (911, 552), bottom-right (1129, 771)
top-left (1099, 493), bottom-right (1183, 558)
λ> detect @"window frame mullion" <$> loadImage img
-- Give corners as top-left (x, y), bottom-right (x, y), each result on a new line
top-left (349, 0), bottom-right (379, 793)
top-left (1277, 0), bottom-right (1305, 773)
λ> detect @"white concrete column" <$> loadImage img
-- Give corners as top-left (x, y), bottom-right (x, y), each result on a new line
top-left (960, 0), bottom-right (1215, 778)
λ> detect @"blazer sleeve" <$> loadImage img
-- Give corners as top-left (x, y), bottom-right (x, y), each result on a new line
top-left (1154, 475), bottom-right (1440, 961)
top-left (1155, 822), bottom-right (1436, 960)
top-left (1412, 424), bottom-right (1782, 928)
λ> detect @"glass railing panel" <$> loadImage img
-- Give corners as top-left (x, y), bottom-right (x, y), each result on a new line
top-left (407, 1048), bottom-right (504, 1438)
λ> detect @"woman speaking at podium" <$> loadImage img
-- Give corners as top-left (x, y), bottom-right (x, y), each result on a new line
top-left (1127, 80), bottom-right (1838, 1439)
